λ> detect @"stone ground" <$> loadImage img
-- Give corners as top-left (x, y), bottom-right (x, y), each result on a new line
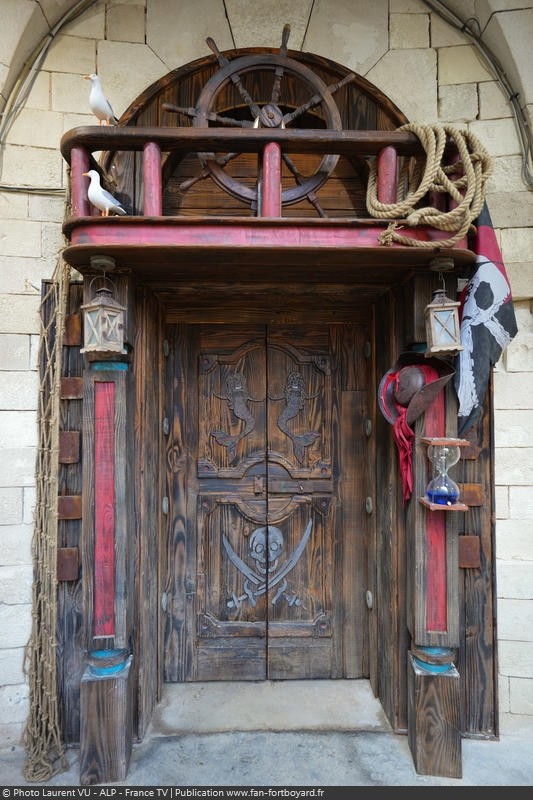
top-left (1, 681), bottom-right (532, 787)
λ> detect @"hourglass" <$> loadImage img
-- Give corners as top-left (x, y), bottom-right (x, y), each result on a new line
top-left (420, 438), bottom-right (469, 510)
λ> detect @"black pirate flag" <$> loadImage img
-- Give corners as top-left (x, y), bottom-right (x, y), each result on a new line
top-left (454, 202), bottom-right (518, 436)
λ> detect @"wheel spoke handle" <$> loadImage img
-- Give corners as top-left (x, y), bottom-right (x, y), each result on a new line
top-left (282, 72), bottom-right (356, 127)
top-left (271, 24), bottom-right (291, 104)
top-left (206, 37), bottom-right (262, 119)
top-left (282, 153), bottom-right (327, 217)
top-left (162, 102), bottom-right (197, 119)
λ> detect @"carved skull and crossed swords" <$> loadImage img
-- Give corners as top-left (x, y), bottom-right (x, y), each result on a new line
top-left (223, 519), bottom-right (312, 608)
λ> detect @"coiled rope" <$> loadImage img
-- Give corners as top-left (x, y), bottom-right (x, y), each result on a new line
top-left (366, 123), bottom-right (493, 248)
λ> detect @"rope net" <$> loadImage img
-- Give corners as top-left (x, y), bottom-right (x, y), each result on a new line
top-left (366, 123), bottom-right (493, 247)
top-left (22, 254), bottom-right (71, 782)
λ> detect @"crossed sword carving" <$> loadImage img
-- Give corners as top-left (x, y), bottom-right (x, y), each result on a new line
top-left (223, 519), bottom-right (312, 608)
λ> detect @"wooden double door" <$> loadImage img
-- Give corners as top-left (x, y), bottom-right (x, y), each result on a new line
top-left (162, 322), bottom-right (370, 682)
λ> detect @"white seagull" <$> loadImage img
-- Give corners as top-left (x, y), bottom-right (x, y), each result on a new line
top-left (84, 73), bottom-right (118, 125)
top-left (82, 170), bottom-right (127, 216)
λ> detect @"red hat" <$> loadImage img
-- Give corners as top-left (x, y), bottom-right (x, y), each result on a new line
top-left (378, 352), bottom-right (455, 427)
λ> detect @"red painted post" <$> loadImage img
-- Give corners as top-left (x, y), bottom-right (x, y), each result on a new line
top-left (377, 145), bottom-right (397, 204)
top-left (261, 142), bottom-right (282, 217)
top-left (70, 147), bottom-right (91, 217)
top-left (423, 397), bottom-right (447, 632)
top-left (93, 381), bottom-right (116, 638)
top-left (143, 141), bottom-right (162, 216)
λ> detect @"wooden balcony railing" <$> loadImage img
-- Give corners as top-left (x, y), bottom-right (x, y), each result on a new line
top-left (60, 126), bottom-right (433, 217)
top-left (59, 126), bottom-right (475, 277)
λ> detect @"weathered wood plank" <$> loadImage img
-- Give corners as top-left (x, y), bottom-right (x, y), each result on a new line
top-left (79, 658), bottom-right (133, 785)
top-left (456, 398), bottom-right (497, 736)
top-left (373, 289), bottom-right (400, 727)
top-left (56, 280), bottom-right (85, 745)
top-left (61, 126), bottom-right (430, 163)
top-left (407, 653), bottom-right (462, 778)
top-left (133, 286), bottom-right (161, 736)
top-left (162, 324), bottom-right (191, 682)
top-left (93, 381), bottom-right (116, 638)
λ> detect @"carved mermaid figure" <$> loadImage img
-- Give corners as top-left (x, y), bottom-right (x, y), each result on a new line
top-left (211, 372), bottom-right (257, 462)
top-left (275, 371), bottom-right (320, 464)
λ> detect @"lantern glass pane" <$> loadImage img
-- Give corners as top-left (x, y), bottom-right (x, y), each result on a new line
top-left (432, 308), bottom-right (458, 345)
top-left (101, 310), bottom-right (122, 344)
top-left (85, 309), bottom-right (101, 348)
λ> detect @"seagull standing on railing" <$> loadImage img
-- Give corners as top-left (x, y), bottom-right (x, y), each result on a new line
top-left (84, 73), bottom-right (119, 125)
top-left (82, 170), bottom-right (127, 216)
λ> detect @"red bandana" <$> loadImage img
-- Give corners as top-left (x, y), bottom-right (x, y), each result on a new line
top-left (391, 364), bottom-right (439, 504)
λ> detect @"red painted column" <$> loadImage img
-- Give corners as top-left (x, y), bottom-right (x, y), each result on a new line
top-left (261, 142), bottom-right (282, 217)
top-left (70, 147), bottom-right (91, 217)
top-left (143, 141), bottom-right (162, 216)
top-left (377, 146), bottom-right (398, 204)
top-left (423, 398), bottom-right (447, 632)
top-left (93, 381), bottom-right (116, 637)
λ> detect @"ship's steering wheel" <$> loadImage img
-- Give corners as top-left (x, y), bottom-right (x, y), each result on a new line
top-left (163, 25), bottom-right (355, 211)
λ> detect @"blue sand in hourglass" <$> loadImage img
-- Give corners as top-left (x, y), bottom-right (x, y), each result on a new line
top-left (426, 443), bottom-right (461, 505)
top-left (427, 485), bottom-right (460, 505)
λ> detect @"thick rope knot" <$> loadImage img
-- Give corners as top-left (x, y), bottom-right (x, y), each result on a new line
top-left (379, 221), bottom-right (403, 246)
top-left (367, 123), bottom-right (493, 248)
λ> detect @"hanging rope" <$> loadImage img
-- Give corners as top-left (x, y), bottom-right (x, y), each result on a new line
top-left (366, 123), bottom-right (493, 248)
top-left (22, 251), bottom-right (70, 781)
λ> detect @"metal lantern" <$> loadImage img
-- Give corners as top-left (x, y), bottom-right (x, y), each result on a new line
top-left (81, 277), bottom-right (126, 354)
top-left (424, 287), bottom-right (463, 356)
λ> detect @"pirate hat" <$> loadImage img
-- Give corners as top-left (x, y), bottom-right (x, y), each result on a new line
top-left (378, 352), bottom-right (455, 427)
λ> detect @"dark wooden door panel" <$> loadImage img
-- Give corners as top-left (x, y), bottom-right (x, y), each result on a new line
top-left (195, 494), bottom-right (335, 680)
top-left (266, 330), bottom-right (332, 479)
top-left (198, 329), bottom-right (267, 478)
top-left (163, 322), bottom-right (369, 682)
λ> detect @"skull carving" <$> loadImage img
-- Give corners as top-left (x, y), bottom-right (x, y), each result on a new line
top-left (249, 525), bottom-right (284, 574)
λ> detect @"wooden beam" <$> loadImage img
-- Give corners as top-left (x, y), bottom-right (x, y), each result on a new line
top-left (79, 656), bottom-right (133, 785)
top-left (61, 126), bottom-right (429, 162)
top-left (408, 653), bottom-right (462, 778)
top-left (93, 381), bottom-right (116, 638)
top-left (70, 147), bottom-right (91, 217)
top-left (143, 141), bottom-right (162, 215)
top-left (377, 146), bottom-right (397, 204)
top-left (260, 142), bottom-right (282, 217)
